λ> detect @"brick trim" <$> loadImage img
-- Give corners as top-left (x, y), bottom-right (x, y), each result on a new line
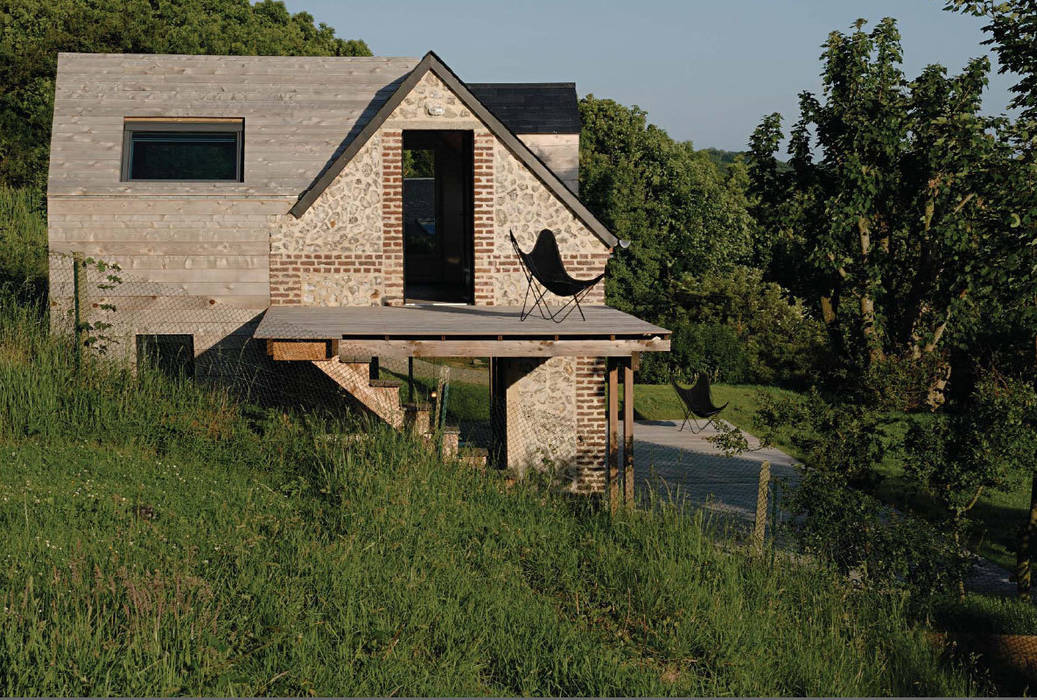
top-left (472, 132), bottom-right (496, 305)
top-left (270, 252), bottom-right (384, 304)
top-left (573, 356), bottom-right (607, 492)
top-left (382, 130), bottom-right (404, 304)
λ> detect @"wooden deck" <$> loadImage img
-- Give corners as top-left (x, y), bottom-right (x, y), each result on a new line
top-left (255, 305), bottom-right (670, 358)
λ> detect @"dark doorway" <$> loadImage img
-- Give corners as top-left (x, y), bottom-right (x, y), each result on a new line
top-left (403, 130), bottom-right (474, 304)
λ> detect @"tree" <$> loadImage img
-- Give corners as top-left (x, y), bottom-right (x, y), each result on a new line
top-left (579, 96), bottom-right (754, 323)
top-left (947, 0), bottom-right (1037, 123)
top-left (747, 18), bottom-right (1029, 404)
top-left (946, 0), bottom-right (1037, 598)
top-left (0, 0), bottom-right (371, 191)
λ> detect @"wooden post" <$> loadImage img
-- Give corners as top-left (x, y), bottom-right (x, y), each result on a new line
top-left (369, 356), bottom-right (380, 382)
top-left (753, 460), bottom-right (771, 554)
top-left (407, 356), bottom-right (415, 402)
top-left (1017, 471), bottom-right (1037, 599)
top-left (623, 358), bottom-right (635, 508)
top-left (608, 359), bottom-right (620, 512)
top-left (72, 252), bottom-right (83, 370)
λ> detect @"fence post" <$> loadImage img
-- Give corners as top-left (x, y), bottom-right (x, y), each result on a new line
top-left (753, 460), bottom-right (771, 554)
top-left (72, 252), bottom-right (83, 370)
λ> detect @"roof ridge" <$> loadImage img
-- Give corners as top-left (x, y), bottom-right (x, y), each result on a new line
top-left (288, 51), bottom-right (615, 247)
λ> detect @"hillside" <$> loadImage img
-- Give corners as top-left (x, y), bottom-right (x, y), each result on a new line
top-left (0, 284), bottom-right (984, 696)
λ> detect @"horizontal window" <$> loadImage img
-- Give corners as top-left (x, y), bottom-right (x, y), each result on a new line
top-left (122, 119), bottom-right (243, 182)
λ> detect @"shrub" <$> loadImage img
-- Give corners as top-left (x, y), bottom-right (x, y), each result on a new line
top-left (755, 389), bottom-right (969, 594)
top-left (669, 266), bottom-right (827, 386)
top-left (903, 370), bottom-right (1037, 556)
top-left (641, 321), bottom-right (749, 383)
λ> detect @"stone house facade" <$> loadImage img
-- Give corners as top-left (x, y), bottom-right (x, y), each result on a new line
top-left (47, 51), bottom-right (668, 494)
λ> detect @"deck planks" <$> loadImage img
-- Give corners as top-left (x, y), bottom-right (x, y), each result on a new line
top-left (254, 304), bottom-right (670, 341)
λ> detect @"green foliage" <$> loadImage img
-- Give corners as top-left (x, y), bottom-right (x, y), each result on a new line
top-left (755, 389), bottom-right (969, 593)
top-left (904, 371), bottom-right (1037, 526)
top-left (747, 18), bottom-right (1034, 400)
top-left (578, 96), bottom-right (754, 321)
top-left (0, 186), bottom-right (46, 302)
top-left (0, 0), bottom-right (371, 191)
top-left (0, 294), bottom-right (983, 696)
top-left (947, 0), bottom-right (1037, 122)
top-left (672, 266), bottom-right (827, 386)
top-left (641, 321), bottom-right (748, 384)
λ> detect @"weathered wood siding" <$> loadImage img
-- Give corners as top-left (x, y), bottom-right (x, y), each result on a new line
top-left (48, 53), bottom-right (418, 376)
top-left (518, 134), bottom-right (579, 194)
top-left (47, 53), bottom-right (600, 375)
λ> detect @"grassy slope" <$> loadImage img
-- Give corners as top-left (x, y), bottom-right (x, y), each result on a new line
top-left (0, 294), bottom-right (983, 696)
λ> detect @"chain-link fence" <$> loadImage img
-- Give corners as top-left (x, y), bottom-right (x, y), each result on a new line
top-left (42, 250), bottom-right (790, 536)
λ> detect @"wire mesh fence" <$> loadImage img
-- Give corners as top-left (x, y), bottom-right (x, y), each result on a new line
top-left (39, 250), bottom-right (791, 536)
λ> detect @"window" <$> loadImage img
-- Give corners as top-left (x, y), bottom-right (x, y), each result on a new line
top-left (136, 334), bottom-right (195, 379)
top-left (122, 119), bottom-right (243, 181)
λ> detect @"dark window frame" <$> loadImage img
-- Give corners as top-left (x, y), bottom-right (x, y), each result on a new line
top-left (121, 119), bottom-right (244, 182)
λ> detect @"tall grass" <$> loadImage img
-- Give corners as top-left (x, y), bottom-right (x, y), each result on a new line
top-left (0, 290), bottom-right (984, 696)
top-left (0, 186), bottom-right (47, 302)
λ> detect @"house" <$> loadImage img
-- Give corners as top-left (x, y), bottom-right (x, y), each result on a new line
top-left (47, 51), bottom-right (670, 494)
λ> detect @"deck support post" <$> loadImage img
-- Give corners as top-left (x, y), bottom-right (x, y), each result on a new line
top-left (623, 358), bottom-right (635, 508)
top-left (608, 359), bottom-right (620, 513)
top-left (407, 357), bottom-right (415, 402)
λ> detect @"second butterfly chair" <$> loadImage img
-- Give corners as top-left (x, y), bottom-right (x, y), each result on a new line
top-left (671, 373), bottom-right (729, 433)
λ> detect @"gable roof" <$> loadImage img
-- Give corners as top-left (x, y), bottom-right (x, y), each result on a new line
top-left (467, 83), bottom-right (580, 134)
top-left (289, 51), bottom-right (617, 248)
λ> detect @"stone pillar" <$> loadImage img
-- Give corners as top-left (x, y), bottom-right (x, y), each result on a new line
top-left (493, 356), bottom-right (605, 493)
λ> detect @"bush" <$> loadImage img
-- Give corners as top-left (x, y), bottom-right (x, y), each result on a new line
top-left (756, 389), bottom-right (970, 594)
top-left (860, 353), bottom-right (950, 411)
top-left (640, 321), bottom-right (749, 383)
top-left (903, 370), bottom-right (1037, 546)
top-left (666, 266), bottom-right (827, 386)
top-left (0, 186), bottom-right (47, 303)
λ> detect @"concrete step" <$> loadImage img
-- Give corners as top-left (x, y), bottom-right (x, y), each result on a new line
top-left (459, 446), bottom-right (488, 470)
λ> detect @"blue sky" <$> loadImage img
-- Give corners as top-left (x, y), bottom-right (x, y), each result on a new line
top-left (282, 0), bottom-right (1016, 152)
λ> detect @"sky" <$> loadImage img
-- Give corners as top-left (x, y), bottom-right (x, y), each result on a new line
top-left (282, 0), bottom-right (1017, 152)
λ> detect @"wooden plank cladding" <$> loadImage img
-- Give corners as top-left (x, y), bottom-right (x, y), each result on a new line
top-left (336, 338), bottom-right (669, 359)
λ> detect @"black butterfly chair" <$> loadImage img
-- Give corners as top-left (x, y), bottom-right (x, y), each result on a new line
top-left (671, 374), bottom-right (728, 433)
top-left (509, 229), bottom-right (605, 322)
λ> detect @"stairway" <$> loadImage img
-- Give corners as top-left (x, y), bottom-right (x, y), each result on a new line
top-left (311, 358), bottom-right (405, 428)
top-left (309, 356), bottom-right (488, 468)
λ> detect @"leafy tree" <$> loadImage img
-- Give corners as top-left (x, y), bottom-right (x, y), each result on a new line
top-left (0, 0), bottom-right (371, 191)
top-left (579, 96), bottom-right (754, 323)
top-left (747, 18), bottom-right (1031, 404)
top-left (947, 0), bottom-right (1037, 122)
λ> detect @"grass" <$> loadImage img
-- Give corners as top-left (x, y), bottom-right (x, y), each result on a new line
top-left (932, 594), bottom-right (1037, 636)
top-left (0, 186), bottom-right (47, 301)
top-left (0, 291), bottom-right (987, 695)
top-left (625, 382), bottom-right (807, 457)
